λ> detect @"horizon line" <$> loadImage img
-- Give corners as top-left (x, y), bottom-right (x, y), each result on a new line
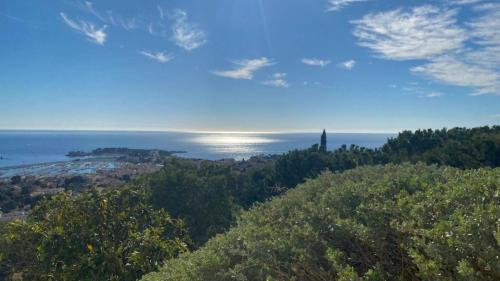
top-left (0, 128), bottom-right (401, 134)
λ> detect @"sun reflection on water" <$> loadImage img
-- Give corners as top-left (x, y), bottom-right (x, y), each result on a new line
top-left (192, 134), bottom-right (278, 145)
top-left (189, 133), bottom-right (279, 156)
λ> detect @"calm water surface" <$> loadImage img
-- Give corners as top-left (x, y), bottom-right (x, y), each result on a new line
top-left (0, 131), bottom-right (395, 168)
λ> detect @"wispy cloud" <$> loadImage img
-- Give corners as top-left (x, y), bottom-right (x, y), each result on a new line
top-left (340, 59), bottom-right (356, 70)
top-left (171, 9), bottom-right (207, 51)
top-left (0, 12), bottom-right (24, 23)
top-left (106, 11), bottom-right (137, 30)
top-left (327, 0), bottom-right (369, 12)
top-left (60, 12), bottom-right (107, 45)
top-left (0, 12), bottom-right (39, 29)
top-left (401, 83), bottom-right (445, 98)
top-left (446, 0), bottom-right (482, 5)
top-left (261, 73), bottom-right (289, 88)
top-left (157, 6), bottom-right (165, 20)
top-left (424, 91), bottom-right (445, 98)
top-left (83, 1), bottom-right (137, 31)
top-left (411, 56), bottom-right (499, 96)
top-left (140, 51), bottom-right (173, 63)
top-left (352, 4), bottom-right (500, 96)
top-left (213, 57), bottom-right (274, 80)
top-left (301, 58), bottom-right (331, 67)
top-left (352, 6), bottom-right (466, 60)
top-left (412, 4), bottom-right (500, 96)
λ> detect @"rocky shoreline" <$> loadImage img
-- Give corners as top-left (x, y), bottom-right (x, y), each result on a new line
top-left (66, 147), bottom-right (186, 163)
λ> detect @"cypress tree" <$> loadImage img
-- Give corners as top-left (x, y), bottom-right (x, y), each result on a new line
top-left (320, 129), bottom-right (327, 152)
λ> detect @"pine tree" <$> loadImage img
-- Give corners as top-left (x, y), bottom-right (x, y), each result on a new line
top-left (319, 129), bottom-right (327, 152)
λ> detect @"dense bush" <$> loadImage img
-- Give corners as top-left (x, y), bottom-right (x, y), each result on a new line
top-left (142, 158), bottom-right (277, 247)
top-left (142, 164), bottom-right (500, 281)
top-left (143, 158), bottom-right (241, 247)
top-left (0, 184), bottom-right (41, 213)
top-left (0, 187), bottom-right (188, 281)
top-left (381, 126), bottom-right (500, 167)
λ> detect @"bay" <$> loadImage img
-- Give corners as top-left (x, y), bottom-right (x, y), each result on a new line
top-left (0, 130), bottom-right (395, 168)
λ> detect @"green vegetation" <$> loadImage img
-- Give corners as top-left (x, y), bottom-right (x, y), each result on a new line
top-left (275, 126), bottom-right (500, 188)
top-left (143, 158), bottom-right (277, 247)
top-left (0, 180), bottom-right (41, 213)
top-left (0, 188), bottom-right (188, 281)
top-left (142, 164), bottom-right (500, 281)
top-left (0, 126), bottom-right (499, 280)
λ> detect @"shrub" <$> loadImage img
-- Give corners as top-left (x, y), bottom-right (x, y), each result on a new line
top-left (142, 164), bottom-right (500, 281)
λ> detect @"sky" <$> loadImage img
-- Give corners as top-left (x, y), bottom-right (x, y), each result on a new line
top-left (0, 0), bottom-right (499, 133)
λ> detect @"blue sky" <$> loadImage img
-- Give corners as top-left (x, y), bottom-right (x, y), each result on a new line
top-left (0, 0), bottom-right (498, 132)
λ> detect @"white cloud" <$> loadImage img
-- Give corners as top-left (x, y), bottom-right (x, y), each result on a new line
top-left (424, 91), bottom-right (445, 98)
top-left (171, 9), bottom-right (207, 51)
top-left (401, 84), bottom-right (445, 98)
top-left (261, 73), bottom-right (289, 88)
top-left (341, 59), bottom-right (356, 70)
top-left (83, 2), bottom-right (137, 31)
top-left (468, 3), bottom-right (500, 46)
top-left (353, 4), bottom-right (500, 96)
top-left (83, 1), bottom-right (105, 21)
top-left (106, 11), bottom-right (137, 30)
top-left (352, 6), bottom-right (467, 60)
top-left (60, 12), bottom-right (107, 45)
top-left (213, 57), bottom-right (274, 80)
top-left (301, 58), bottom-right (331, 67)
top-left (327, 0), bottom-right (368, 12)
top-left (446, 0), bottom-right (482, 5)
top-left (411, 55), bottom-right (499, 96)
top-left (412, 4), bottom-right (500, 96)
top-left (157, 6), bottom-right (165, 20)
top-left (140, 51), bottom-right (173, 63)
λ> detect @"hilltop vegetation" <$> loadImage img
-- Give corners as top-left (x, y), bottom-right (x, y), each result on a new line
top-left (275, 126), bottom-right (500, 188)
top-left (143, 164), bottom-right (500, 281)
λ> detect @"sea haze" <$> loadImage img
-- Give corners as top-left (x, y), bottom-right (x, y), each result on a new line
top-left (0, 130), bottom-right (395, 167)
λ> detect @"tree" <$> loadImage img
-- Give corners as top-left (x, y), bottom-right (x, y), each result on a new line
top-left (319, 129), bottom-right (327, 152)
top-left (144, 158), bottom-right (240, 247)
top-left (0, 187), bottom-right (188, 281)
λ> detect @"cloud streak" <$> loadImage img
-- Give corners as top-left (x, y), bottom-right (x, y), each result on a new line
top-left (327, 0), bottom-right (369, 11)
top-left (301, 58), bottom-right (331, 67)
top-left (60, 12), bottom-right (107, 45)
top-left (341, 59), bottom-right (356, 70)
top-left (171, 9), bottom-right (207, 51)
top-left (261, 73), bottom-right (289, 88)
top-left (401, 83), bottom-right (445, 98)
top-left (411, 56), bottom-right (499, 95)
top-left (140, 51), bottom-right (173, 63)
top-left (213, 57), bottom-right (274, 80)
top-left (446, 0), bottom-right (482, 5)
top-left (83, 1), bottom-right (137, 31)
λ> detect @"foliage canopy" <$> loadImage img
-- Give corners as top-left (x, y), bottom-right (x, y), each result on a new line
top-left (0, 187), bottom-right (188, 281)
top-left (143, 164), bottom-right (500, 281)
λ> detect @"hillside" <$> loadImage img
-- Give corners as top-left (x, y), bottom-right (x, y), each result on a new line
top-left (142, 164), bottom-right (500, 281)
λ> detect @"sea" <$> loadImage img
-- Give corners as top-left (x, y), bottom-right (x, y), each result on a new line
top-left (0, 131), bottom-right (395, 176)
